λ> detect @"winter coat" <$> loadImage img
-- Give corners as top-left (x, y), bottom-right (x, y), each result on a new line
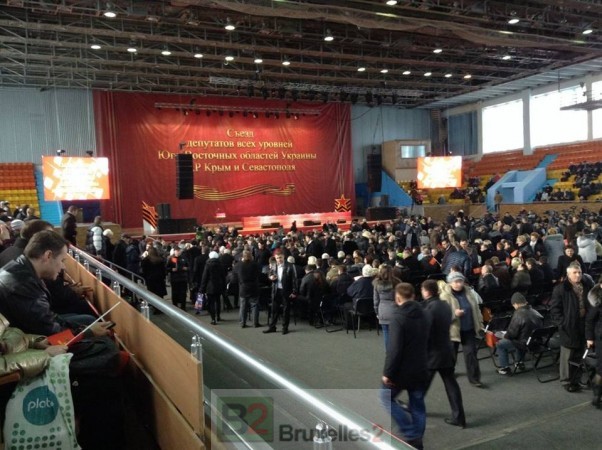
top-left (438, 281), bottom-right (484, 342)
top-left (423, 296), bottom-right (455, 369)
top-left (373, 279), bottom-right (400, 326)
top-left (200, 258), bottom-right (226, 295)
top-left (382, 300), bottom-right (429, 390)
top-left (550, 277), bottom-right (594, 348)
top-left (505, 305), bottom-right (543, 351)
top-left (577, 234), bottom-right (597, 264)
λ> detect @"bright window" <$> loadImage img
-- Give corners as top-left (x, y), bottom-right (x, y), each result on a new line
top-left (531, 86), bottom-right (587, 146)
top-left (482, 99), bottom-right (523, 153)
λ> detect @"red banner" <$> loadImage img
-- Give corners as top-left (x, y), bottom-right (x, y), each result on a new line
top-left (94, 92), bottom-right (355, 228)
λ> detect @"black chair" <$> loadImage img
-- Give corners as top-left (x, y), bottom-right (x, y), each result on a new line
top-left (346, 297), bottom-right (379, 338)
top-left (480, 314), bottom-right (512, 366)
top-left (569, 348), bottom-right (598, 389)
top-left (512, 325), bottom-right (560, 382)
top-left (318, 295), bottom-right (344, 333)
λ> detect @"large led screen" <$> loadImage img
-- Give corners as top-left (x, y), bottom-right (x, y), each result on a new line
top-left (42, 156), bottom-right (111, 200)
top-left (416, 156), bottom-right (462, 189)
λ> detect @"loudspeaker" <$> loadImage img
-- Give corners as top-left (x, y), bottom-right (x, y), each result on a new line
top-left (176, 154), bottom-right (194, 199)
top-left (157, 218), bottom-right (198, 234)
top-left (366, 206), bottom-right (397, 221)
top-left (367, 153), bottom-right (382, 192)
top-left (156, 203), bottom-right (171, 220)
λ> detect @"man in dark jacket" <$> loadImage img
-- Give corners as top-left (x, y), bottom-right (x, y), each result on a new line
top-left (200, 251), bottom-right (226, 325)
top-left (496, 292), bottom-right (544, 375)
top-left (0, 219), bottom-right (53, 268)
top-left (550, 262), bottom-right (593, 391)
top-left (421, 280), bottom-right (466, 428)
top-left (60, 205), bottom-right (78, 246)
top-left (380, 282), bottom-right (428, 449)
top-left (233, 250), bottom-right (262, 328)
top-left (264, 250), bottom-right (297, 335)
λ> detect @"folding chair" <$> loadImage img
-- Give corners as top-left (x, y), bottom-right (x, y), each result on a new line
top-left (569, 348), bottom-right (598, 389)
top-left (318, 295), bottom-right (344, 333)
top-left (512, 326), bottom-right (560, 382)
top-left (480, 314), bottom-right (512, 366)
top-left (346, 297), bottom-right (379, 338)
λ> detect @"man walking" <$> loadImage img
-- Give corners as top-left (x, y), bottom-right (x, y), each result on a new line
top-left (380, 282), bottom-right (429, 449)
top-left (264, 250), bottom-right (297, 335)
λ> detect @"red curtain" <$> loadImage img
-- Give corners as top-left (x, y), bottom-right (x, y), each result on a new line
top-left (93, 92), bottom-right (355, 228)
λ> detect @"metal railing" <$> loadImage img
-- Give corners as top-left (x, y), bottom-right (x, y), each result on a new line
top-left (72, 247), bottom-right (411, 450)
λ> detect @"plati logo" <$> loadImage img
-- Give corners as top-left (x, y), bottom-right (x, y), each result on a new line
top-left (22, 386), bottom-right (59, 425)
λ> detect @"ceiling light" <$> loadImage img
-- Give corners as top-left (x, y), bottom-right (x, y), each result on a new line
top-left (127, 45), bottom-right (137, 53)
top-left (380, 68), bottom-right (389, 74)
top-left (282, 58), bottom-right (291, 66)
top-left (582, 28), bottom-right (593, 35)
top-left (254, 56), bottom-right (263, 64)
top-left (433, 48), bottom-right (443, 54)
top-left (424, 72), bottom-right (432, 77)
top-left (225, 54), bottom-right (234, 61)
top-left (103, 3), bottom-right (116, 18)
top-left (463, 74), bottom-right (472, 79)
top-left (194, 52), bottom-right (203, 59)
top-left (324, 30), bottom-right (334, 42)
top-left (445, 73), bottom-right (452, 78)
top-left (386, 0), bottom-right (398, 5)
top-left (502, 54), bottom-right (512, 60)
top-left (161, 47), bottom-right (172, 56)
top-left (403, 70), bottom-right (411, 75)
top-left (508, 18), bottom-right (519, 24)
top-left (357, 66), bottom-right (366, 72)
top-left (224, 18), bottom-right (236, 31)
top-left (90, 43), bottom-right (101, 50)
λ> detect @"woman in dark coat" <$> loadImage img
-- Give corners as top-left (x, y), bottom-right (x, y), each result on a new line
top-left (373, 264), bottom-right (401, 351)
top-left (166, 247), bottom-right (189, 310)
top-left (200, 251), bottom-right (227, 325)
top-left (141, 246), bottom-right (167, 298)
top-left (586, 283), bottom-right (602, 408)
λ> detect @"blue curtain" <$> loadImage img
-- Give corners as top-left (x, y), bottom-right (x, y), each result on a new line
top-left (448, 111), bottom-right (477, 156)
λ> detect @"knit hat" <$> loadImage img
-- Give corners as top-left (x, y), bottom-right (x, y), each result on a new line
top-left (511, 292), bottom-right (527, 305)
top-left (362, 264), bottom-right (376, 277)
top-left (209, 251), bottom-right (219, 259)
top-left (307, 256), bottom-right (318, 266)
top-left (322, 253), bottom-right (330, 260)
top-left (446, 272), bottom-right (466, 283)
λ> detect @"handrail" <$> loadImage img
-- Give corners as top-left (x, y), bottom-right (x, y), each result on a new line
top-left (72, 247), bottom-right (411, 450)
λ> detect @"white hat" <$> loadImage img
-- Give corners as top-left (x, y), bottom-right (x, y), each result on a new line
top-left (287, 256), bottom-right (296, 264)
top-left (307, 256), bottom-right (318, 266)
top-left (321, 253), bottom-right (330, 260)
top-left (10, 219), bottom-right (24, 232)
top-left (209, 251), bottom-right (219, 259)
top-left (103, 229), bottom-right (114, 237)
top-left (337, 251), bottom-right (345, 259)
top-left (362, 264), bottom-right (376, 278)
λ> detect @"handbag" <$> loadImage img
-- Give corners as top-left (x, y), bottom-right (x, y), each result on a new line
top-left (485, 330), bottom-right (499, 349)
top-left (68, 336), bottom-right (121, 377)
top-left (4, 353), bottom-right (79, 450)
top-left (195, 292), bottom-right (206, 312)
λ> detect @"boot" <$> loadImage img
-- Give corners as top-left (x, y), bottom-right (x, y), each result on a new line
top-left (592, 375), bottom-right (602, 409)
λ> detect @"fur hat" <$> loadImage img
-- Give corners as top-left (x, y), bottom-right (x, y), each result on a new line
top-left (588, 284), bottom-right (602, 308)
top-left (446, 272), bottom-right (465, 283)
top-left (362, 264), bottom-right (376, 278)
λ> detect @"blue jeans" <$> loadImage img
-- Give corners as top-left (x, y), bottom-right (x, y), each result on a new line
top-left (58, 313), bottom-right (97, 328)
top-left (496, 338), bottom-right (524, 368)
top-left (381, 324), bottom-right (389, 352)
top-left (379, 384), bottom-right (426, 441)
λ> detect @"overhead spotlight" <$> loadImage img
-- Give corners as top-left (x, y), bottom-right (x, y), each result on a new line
top-left (90, 43), bottom-right (101, 50)
top-left (463, 74), bottom-right (472, 79)
top-left (85, 150), bottom-right (94, 157)
top-left (386, 0), bottom-right (398, 5)
top-left (224, 18), bottom-right (236, 31)
top-left (357, 66), bottom-right (366, 72)
top-left (583, 28), bottom-right (593, 35)
top-left (103, 2), bottom-right (117, 18)
top-left (380, 68), bottom-right (389, 74)
top-left (127, 42), bottom-right (137, 53)
top-left (282, 57), bottom-right (291, 66)
top-left (424, 72), bottom-right (432, 77)
top-left (254, 55), bottom-right (263, 64)
top-left (508, 12), bottom-right (519, 24)
top-left (324, 29), bottom-right (334, 42)
top-left (56, 149), bottom-right (66, 156)
top-left (161, 47), bottom-right (172, 56)
top-left (194, 52), bottom-right (204, 58)
top-left (403, 70), bottom-right (411, 75)
top-left (433, 48), bottom-right (443, 54)
top-left (502, 54), bottom-right (512, 60)
top-left (445, 73), bottom-right (452, 78)
top-left (224, 54), bottom-right (234, 62)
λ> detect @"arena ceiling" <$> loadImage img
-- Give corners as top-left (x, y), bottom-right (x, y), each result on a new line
top-left (0, 0), bottom-right (601, 108)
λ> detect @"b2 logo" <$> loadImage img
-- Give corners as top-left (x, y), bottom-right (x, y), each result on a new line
top-left (22, 387), bottom-right (59, 425)
top-left (218, 396), bottom-right (273, 442)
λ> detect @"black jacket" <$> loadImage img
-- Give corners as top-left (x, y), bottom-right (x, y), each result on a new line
top-left (383, 300), bottom-right (429, 390)
top-left (505, 305), bottom-right (543, 350)
top-left (200, 258), bottom-right (226, 295)
top-left (586, 285), bottom-right (602, 343)
top-left (423, 296), bottom-right (455, 370)
top-left (271, 262), bottom-right (298, 298)
top-left (234, 260), bottom-right (261, 298)
top-left (550, 277), bottom-right (593, 348)
top-left (0, 237), bottom-right (27, 268)
top-left (0, 255), bottom-right (62, 335)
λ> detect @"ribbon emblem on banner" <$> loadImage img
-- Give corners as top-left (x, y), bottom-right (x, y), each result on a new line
top-left (193, 183), bottom-right (295, 200)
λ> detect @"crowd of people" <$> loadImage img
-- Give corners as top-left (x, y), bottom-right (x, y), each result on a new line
top-left (2, 201), bottom-right (602, 447)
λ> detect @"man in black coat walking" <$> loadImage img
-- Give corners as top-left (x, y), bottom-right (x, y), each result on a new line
top-left (233, 250), bottom-right (262, 328)
top-left (380, 282), bottom-right (428, 449)
top-left (550, 261), bottom-right (593, 391)
top-left (264, 250), bottom-right (297, 335)
top-left (421, 279), bottom-right (466, 428)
